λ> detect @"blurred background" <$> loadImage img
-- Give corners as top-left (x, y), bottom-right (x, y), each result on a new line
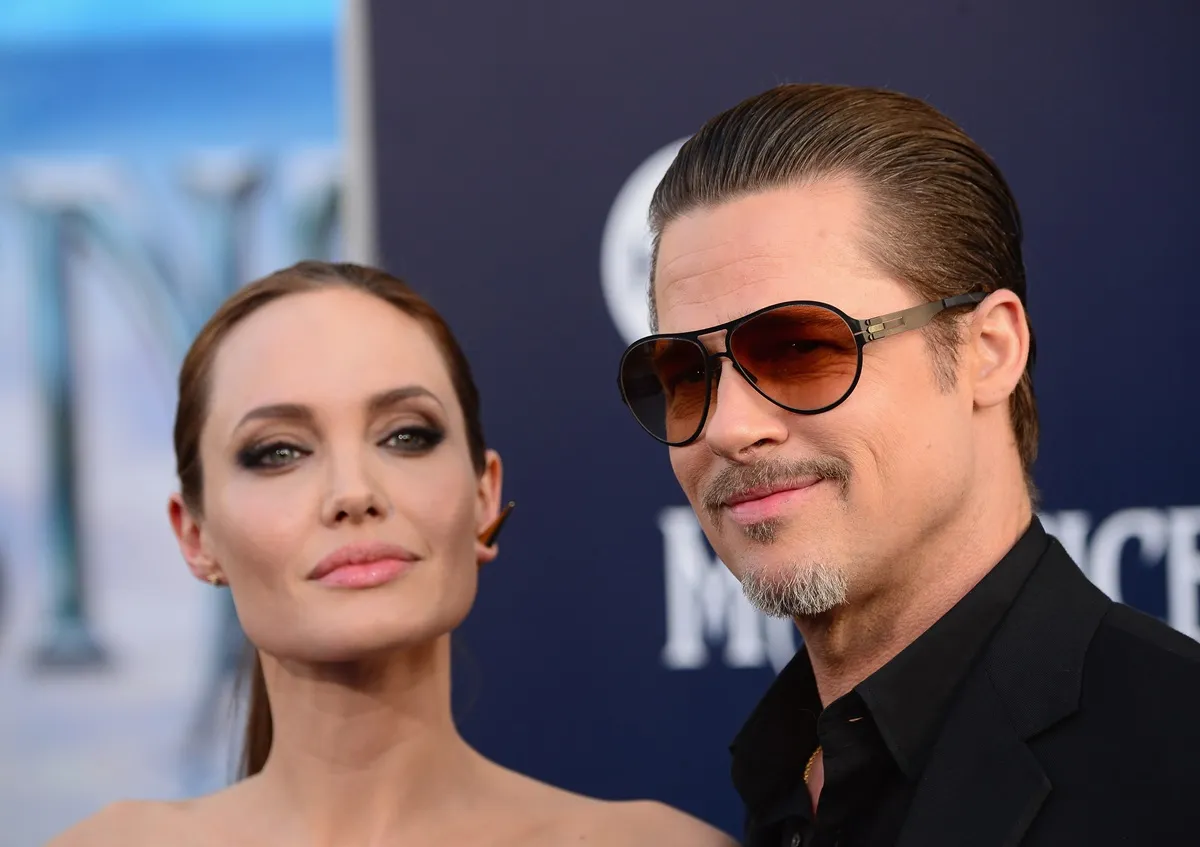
top-left (1, 1), bottom-right (1197, 844)
top-left (0, 2), bottom-right (342, 844)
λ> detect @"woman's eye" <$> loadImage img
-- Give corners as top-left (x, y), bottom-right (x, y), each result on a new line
top-left (237, 442), bottom-right (308, 469)
top-left (382, 426), bottom-right (445, 452)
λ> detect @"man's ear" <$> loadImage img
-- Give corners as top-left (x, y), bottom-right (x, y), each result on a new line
top-left (168, 493), bottom-right (223, 585)
top-left (968, 289), bottom-right (1029, 411)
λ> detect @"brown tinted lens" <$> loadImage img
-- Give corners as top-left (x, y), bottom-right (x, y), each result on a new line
top-left (620, 337), bottom-right (709, 443)
top-left (729, 305), bottom-right (859, 412)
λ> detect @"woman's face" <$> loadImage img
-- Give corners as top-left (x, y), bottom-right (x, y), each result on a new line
top-left (169, 286), bottom-right (502, 662)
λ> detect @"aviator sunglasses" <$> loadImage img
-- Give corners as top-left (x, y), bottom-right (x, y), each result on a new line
top-left (618, 292), bottom-right (986, 446)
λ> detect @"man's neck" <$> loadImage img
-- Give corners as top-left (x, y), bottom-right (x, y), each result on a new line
top-left (798, 485), bottom-right (1033, 706)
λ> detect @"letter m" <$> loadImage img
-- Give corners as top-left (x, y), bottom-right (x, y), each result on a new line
top-left (659, 506), bottom-right (767, 669)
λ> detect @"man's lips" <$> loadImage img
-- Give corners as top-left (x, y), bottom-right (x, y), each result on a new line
top-left (723, 478), bottom-right (824, 524)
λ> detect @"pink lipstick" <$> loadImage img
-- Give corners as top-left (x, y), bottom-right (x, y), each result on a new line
top-left (308, 541), bottom-right (417, 589)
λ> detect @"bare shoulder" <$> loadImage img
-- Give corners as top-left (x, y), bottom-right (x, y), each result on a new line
top-left (483, 762), bottom-right (738, 846)
top-left (581, 799), bottom-right (740, 847)
top-left (44, 799), bottom-right (193, 847)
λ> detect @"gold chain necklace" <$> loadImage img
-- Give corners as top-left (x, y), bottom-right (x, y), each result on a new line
top-left (803, 745), bottom-right (822, 783)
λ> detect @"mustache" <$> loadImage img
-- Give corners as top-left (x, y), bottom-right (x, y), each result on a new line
top-left (700, 456), bottom-right (851, 520)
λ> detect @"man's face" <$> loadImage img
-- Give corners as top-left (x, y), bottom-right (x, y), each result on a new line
top-left (654, 178), bottom-right (978, 617)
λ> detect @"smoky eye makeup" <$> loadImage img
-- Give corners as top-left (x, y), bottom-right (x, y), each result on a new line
top-left (228, 387), bottom-right (451, 471)
top-left (232, 418), bottom-right (447, 471)
top-left (374, 399), bottom-right (449, 453)
top-left (235, 439), bottom-right (311, 470)
top-left (370, 389), bottom-right (449, 455)
top-left (379, 422), bottom-right (446, 453)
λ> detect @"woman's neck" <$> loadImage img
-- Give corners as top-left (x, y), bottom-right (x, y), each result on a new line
top-left (249, 635), bottom-right (482, 844)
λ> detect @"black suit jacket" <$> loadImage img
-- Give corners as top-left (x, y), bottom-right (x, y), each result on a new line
top-left (894, 535), bottom-right (1200, 845)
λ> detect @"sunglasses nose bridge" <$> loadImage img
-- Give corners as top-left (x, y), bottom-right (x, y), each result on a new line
top-left (694, 325), bottom-right (731, 355)
top-left (696, 326), bottom-right (737, 375)
top-left (700, 323), bottom-right (744, 376)
top-left (710, 350), bottom-right (761, 397)
top-left (708, 324), bottom-right (760, 387)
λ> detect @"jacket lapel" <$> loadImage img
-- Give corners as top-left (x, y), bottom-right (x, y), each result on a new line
top-left (898, 538), bottom-right (1111, 847)
top-left (896, 668), bottom-right (1049, 847)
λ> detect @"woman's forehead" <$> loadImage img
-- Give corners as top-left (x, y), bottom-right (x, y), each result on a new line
top-left (206, 288), bottom-right (457, 428)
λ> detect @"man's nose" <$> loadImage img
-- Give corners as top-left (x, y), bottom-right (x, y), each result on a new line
top-left (701, 358), bottom-right (790, 461)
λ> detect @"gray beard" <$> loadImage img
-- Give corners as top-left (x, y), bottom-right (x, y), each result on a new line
top-left (702, 455), bottom-right (854, 617)
top-left (740, 556), bottom-right (850, 618)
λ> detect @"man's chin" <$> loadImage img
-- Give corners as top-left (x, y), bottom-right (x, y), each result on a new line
top-left (739, 559), bottom-right (850, 619)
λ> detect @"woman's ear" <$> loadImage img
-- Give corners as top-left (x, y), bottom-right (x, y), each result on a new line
top-left (475, 449), bottom-right (504, 566)
top-left (168, 493), bottom-right (223, 585)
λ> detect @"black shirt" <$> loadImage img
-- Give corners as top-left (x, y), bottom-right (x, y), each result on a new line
top-left (730, 518), bottom-right (1050, 847)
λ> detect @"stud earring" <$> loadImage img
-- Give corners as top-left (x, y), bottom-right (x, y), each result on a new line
top-left (206, 573), bottom-right (223, 587)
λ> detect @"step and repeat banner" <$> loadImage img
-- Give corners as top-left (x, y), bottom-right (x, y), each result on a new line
top-left (364, 0), bottom-right (1198, 833)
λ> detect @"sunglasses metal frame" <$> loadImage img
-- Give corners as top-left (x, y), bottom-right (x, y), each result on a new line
top-left (618, 291), bottom-right (987, 446)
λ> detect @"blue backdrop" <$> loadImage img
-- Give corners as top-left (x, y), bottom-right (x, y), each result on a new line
top-left (363, 1), bottom-right (1199, 834)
